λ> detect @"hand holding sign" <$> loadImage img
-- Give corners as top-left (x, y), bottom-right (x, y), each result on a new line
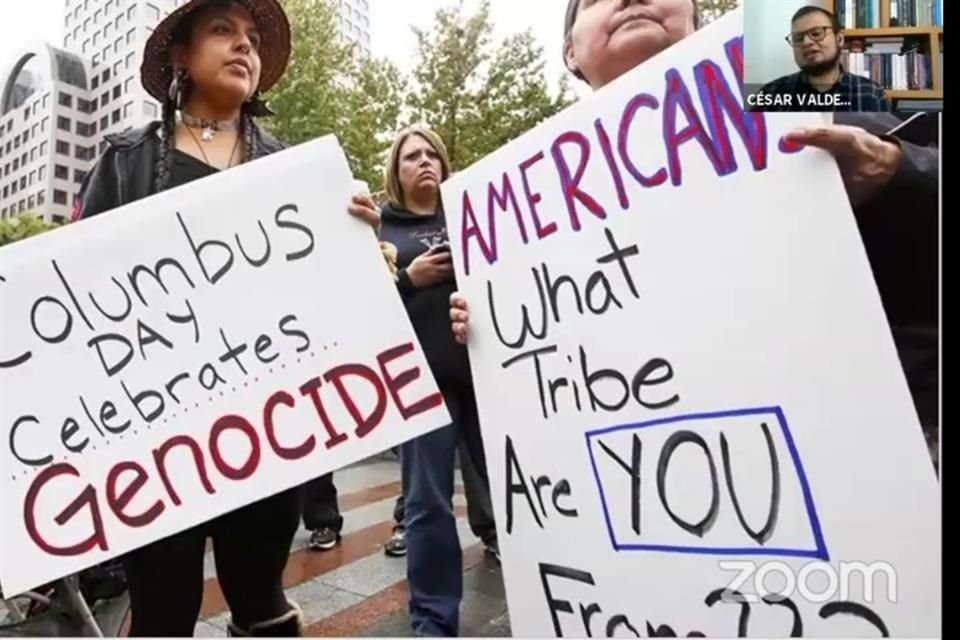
top-left (784, 124), bottom-right (904, 206)
top-left (440, 9), bottom-right (939, 637)
top-left (449, 292), bottom-right (470, 345)
top-left (0, 135), bottom-right (450, 596)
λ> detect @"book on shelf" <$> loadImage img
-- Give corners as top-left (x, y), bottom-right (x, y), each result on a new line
top-left (843, 38), bottom-right (935, 90)
top-left (835, 0), bottom-right (943, 29)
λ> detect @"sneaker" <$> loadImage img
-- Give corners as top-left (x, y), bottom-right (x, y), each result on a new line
top-left (308, 527), bottom-right (340, 551)
top-left (484, 538), bottom-right (501, 563)
top-left (384, 528), bottom-right (406, 557)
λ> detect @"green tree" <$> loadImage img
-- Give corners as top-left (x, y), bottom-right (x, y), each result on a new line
top-left (0, 213), bottom-right (59, 247)
top-left (261, 0), bottom-right (406, 191)
top-left (406, 0), bottom-right (575, 171)
top-left (337, 56), bottom-right (407, 191)
top-left (698, 0), bottom-right (741, 25)
top-left (261, 0), bottom-right (354, 146)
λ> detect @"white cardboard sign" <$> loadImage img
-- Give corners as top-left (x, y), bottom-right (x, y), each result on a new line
top-left (441, 10), bottom-right (940, 637)
top-left (0, 135), bottom-right (450, 596)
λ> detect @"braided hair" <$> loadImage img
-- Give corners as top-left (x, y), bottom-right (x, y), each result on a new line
top-left (153, 0), bottom-right (259, 194)
top-left (153, 94), bottom-right (259, 194)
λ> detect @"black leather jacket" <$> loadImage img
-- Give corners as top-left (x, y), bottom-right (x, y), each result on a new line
top-left (74, 119), bottom-right (286, 220)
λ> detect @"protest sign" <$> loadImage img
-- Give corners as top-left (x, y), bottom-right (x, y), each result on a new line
top-left (441, 9), bottom-right (940, 637)
top-left (0, 135), bottom-right (449, 596)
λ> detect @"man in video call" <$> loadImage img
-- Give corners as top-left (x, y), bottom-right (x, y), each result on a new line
top-left (757, 5), bottom-right (892, 112)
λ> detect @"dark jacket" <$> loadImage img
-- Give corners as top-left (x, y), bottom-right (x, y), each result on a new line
top-left (379, 202), bottom-right (471, 388)
top-left (835, 112), bottom-right (939, 432)
top-left (74, 119), bottom-right (286, 220)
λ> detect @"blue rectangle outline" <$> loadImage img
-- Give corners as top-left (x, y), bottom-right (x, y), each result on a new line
top-left (584, 406), bottom-right (829, 561)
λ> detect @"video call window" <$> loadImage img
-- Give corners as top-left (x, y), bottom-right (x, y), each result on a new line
top-left (742, 0), bottom-right (943, 114)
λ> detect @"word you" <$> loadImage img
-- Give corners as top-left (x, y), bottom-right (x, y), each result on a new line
top-left (586, 408), bottom-right (827, 558)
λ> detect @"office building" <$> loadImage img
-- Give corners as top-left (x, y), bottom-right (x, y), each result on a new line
top-left (0, 0), bottom-right (373, 223)
top-left (337, 0), bottom-right (372, 56)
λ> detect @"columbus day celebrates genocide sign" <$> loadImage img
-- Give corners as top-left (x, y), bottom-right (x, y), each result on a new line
top-left (441, 9), bottom-right (940, 637)
top-left (0, 136), bottom-right (450, 596)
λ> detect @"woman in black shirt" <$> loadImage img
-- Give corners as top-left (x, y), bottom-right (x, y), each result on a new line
top-left (75, 1), bottom-right (300, 636)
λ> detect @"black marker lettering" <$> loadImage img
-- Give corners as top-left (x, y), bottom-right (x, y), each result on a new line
top-left (177, 211), bottom-right (234, 285)
top-left (31, 296), bottom-right (73, 344)
top-left (505, 434), bottom-right (543, 532)
top-left (502, 345), bottom-right (556, 420)
top-left (136, 320), bottom-right (174, 361)
top-left (488, 272), bottom-right (548, 349)
top-left (127, 257), bottom-right (196, 306)
top-left (52, 259), bottom-right (94, 331)
top-left (10, 416), bottom-right (53, 466)
top-left (165, 372), bottom-right (191, 404)
top-left (279, 314), bottom-right (311, 352)
top-left (199, 363), bottom-right (228, 391)
top-left (87, 333), bottom-right (134, 377)
top-left (595, 228), bottom-right (641, 300)
top-left (598, 434), bottom-right (641, 534)
top-left (539, 563), bottom-right (596, 637)
top-left (88, 276), bottom-right (133, 322)
top-left (819, 602), bottom-right (888, 637)
top-left (275, 204), bottom-right (315, 261)
top-left (218, 328), bottom-right (249, 375)
top-left (167, 298), bottom-right (200, 344)
top-left (722, 422), bottom-right (780, 545)
top-left (657, 430), bottom-right (719, 537)
top-left (236, 220), bottom-right (272, 267)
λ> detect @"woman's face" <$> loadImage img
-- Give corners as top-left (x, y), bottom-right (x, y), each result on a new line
top-left (397, 134), bottom-right (443, 201)
top-left (175, 2), bottom-right (263, 108)
top-left (566, 0), bottom-right (695, 89)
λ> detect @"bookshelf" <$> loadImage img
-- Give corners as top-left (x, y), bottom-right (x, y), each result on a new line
top-left (828, 0), bottom-right (943, 106)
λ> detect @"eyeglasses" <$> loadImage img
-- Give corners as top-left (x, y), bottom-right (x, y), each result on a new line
top-left (785, 26), bottom-right (834, 46)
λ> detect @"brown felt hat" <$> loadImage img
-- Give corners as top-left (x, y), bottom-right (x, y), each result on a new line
top-left (140, 0), bottom-right (291, 104)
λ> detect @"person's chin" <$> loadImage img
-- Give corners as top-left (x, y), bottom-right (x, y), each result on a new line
top-left (607, 29), bottom-right (670, 69)
top-left (214, 81), bottom-right (253, 105)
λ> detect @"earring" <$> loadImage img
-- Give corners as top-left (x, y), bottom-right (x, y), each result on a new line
top-left (168, 69), bottom-right (187, 109)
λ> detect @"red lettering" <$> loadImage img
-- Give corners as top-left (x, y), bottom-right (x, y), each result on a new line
top-left (300, 377), bottom-right (349, 449)
top-left (725, 35), bottom-right (745, 85)
top-left (488, 172), bottom-right (529, 251)
top-left (619, 93), bottom-right (668, 188)
top-left (460, 189), bottom-right (496, 276)
top-left (377, 343), bottom-right (444, 420)
top-left (152, 435), bottom-right (216, 506)
top-left (662, 68), bottom-right (726, 186)
top-left (209, 415), bottom-right (261, 481)
top-left (24, 463), bottom-right (108, 557)
top-left (694, 60), bottom-right (767, 172)
top-left (106, 461), bottom-right (164, 528)
top-left (519, 151), bottom-right (557, 240)
top-left (595, 118), bottom-right (630, 210)
top-left (324, 363), bottom-right (387, 438)
top-left (551, 131), bottom-right (606, 232)
top-left (264, 390), bottom-right (316, 460)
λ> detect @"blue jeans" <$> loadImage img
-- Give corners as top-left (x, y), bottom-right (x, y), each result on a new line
top-left (401, 381), bottom-right (488, 637)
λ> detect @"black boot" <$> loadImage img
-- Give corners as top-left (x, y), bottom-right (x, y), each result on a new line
top-left (227, 601), bottom-right (303, 637)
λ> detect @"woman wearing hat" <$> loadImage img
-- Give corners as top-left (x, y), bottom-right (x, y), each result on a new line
top-left (75, 1), bottom-right (303, 636)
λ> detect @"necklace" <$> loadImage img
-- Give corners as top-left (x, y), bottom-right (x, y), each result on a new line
top-left (183, 124), bottom-right (242, 169)
top-left (180, 112), bottom-right (240, 143)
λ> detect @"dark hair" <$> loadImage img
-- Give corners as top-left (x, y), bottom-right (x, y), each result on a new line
top-left (154, 0), bottom-right (258, 194)
top-left (791, 5), bottom-right (842, 31)
top-left (562, 0), bottom-right (700, 80)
